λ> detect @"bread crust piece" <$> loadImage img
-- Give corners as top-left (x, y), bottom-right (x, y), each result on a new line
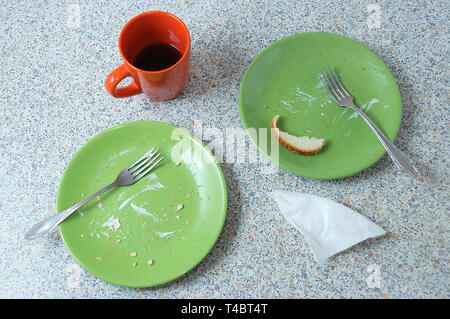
top-left (270, 115), bottom-right (325, 156)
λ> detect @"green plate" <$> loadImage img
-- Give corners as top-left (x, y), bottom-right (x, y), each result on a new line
top-left (239, 32), bottom-right (402, 179)
top-left (57, 121), bottom-right (227, 287)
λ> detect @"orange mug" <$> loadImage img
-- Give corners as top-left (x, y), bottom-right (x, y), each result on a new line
top-left (105, 11), bottom-right (190, 101)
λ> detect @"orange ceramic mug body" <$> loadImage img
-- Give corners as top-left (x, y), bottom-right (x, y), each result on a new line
top-left (105, 11), bottom-right (190, 101)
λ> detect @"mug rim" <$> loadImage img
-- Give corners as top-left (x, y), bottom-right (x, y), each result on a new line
top-left (118, 11), bottom-right (190, 75)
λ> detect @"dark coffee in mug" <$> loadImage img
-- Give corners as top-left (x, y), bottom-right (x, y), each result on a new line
top-left (132, 43), bottom-right (182, 71)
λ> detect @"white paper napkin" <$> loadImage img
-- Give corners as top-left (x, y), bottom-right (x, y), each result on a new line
top-left (269, 190), bottom-right (386, 263)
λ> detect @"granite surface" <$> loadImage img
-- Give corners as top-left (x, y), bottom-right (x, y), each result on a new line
top-left (0, 0), bottom-right (448, 298)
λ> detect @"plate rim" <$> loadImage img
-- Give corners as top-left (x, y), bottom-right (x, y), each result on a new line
top-left (56, 120), bottom-right (228, 287)
top-left (238, 31), bottom-right (402, 180)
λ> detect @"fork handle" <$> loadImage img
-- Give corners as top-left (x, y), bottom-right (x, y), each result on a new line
top-left (351, 107), bottom-right (418, 178)
top-left (25, 182), bottom-right (117, 240)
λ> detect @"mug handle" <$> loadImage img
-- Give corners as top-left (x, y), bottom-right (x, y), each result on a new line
top-left (105, 64), bottom-right (142, 98)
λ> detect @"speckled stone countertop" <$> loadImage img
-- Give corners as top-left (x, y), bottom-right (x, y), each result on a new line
top-left (0, 0), bottom-right (448, 298)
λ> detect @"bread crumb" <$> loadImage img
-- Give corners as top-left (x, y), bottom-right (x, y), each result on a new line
top-left (176, 161), bottom-right (181, 166)
top-left (96, 257), bottom-right (103, 261)
top-left (176, 215), bottom-right (181, 219)
top-left (132, 261), bottom-right (137, 267)
top-left (176, 204), bottom-right (184, 212)
top-left (147, 260), bottom-right (154, 265)
top-left (130, 252), bottom-right (137, 257)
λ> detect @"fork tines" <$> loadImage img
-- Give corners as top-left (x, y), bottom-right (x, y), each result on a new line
top-left (319, 65), bottom-right (351, 103)
top-left (128, 147), bottom-right (163, 180)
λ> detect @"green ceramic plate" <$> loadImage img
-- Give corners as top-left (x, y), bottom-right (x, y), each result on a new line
top-left (57, 121), bottom-right (227, 287)
top-left (239, 32), bottom-right (402, 179)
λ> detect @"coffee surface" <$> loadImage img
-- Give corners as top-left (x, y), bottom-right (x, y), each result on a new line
top-left (132, 43), bottom-right (182, 71)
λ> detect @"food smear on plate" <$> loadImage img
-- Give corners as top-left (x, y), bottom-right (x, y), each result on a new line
top-left (117, 173), bottom-right (166, 211)
top-left (270, 115), bottom-right (325, 155)
top-left (102, 216), bottom-right (121, 231)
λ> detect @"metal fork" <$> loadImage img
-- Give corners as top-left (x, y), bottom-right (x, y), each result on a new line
top-left (320, 66), bottom-right (418, 178)
top-left (25, 147), bottom-right (164, 240)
